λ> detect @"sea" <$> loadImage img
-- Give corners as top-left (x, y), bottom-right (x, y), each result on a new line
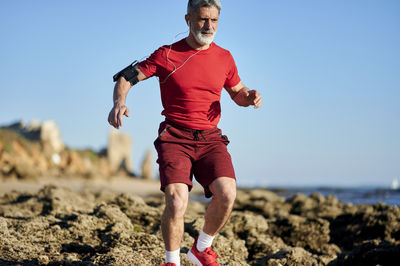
top-left (191, 186), bottom-right (400, 206)
top-left (266, 186), bottom-right (400, 206)
top-left (190, 178), bottom-right (400, 205)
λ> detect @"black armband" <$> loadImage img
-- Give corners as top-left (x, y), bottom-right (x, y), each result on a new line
top-left (113, 60), bottom-right (140, 86)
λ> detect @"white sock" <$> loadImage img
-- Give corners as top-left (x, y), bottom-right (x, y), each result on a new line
top-left (165, 249), bottom-right (180, 266)
top-left (196, 230), bottom-right (215, 252)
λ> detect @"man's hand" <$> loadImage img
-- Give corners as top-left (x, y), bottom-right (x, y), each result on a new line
top-left (247, 90), bottom-right (262, 109)
top-left (108, 103), bottom-right (130, 129)
top-left (107, 65), bottom-right (148, 129)
top-left (225, 82), bottom-right (262, 108)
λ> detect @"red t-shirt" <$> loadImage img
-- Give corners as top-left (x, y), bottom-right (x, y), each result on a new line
top-left (139, 38), bottom-right (241, 130)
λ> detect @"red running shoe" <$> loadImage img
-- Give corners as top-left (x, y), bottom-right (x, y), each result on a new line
top-left (187, 237), bottom-right (219, 266)
top-left (159, 263), bottom-right (176, 266)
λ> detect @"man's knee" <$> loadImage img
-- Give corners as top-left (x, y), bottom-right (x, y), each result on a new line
top-left (164, 183), bottom-right (189, 218)
top-left (210, 177), bottom-right (236, 209)
top-left (216, 188), bottom-right (236, 209)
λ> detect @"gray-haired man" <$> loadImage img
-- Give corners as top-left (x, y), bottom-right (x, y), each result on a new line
top-left (108, 0), bottom-right (261, 265)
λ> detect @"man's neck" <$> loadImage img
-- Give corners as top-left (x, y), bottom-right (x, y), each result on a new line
top-left (185, 35), bottom-right (211, 51)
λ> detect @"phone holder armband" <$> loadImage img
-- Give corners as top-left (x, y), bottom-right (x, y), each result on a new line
top-left (113, 60), bottom-right (140, 86)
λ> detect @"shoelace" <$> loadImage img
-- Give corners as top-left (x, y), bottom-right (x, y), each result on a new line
top-left (203, 247), bottom-right (218, 263)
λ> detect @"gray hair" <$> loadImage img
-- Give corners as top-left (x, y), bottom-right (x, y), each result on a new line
top-left (187, 0), bottom-right (222, 15)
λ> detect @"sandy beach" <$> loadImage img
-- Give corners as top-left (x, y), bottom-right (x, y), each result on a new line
top-left (0, 176), bottom-right (163, 198)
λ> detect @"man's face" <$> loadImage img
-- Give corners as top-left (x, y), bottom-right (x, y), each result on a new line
top-left (189, 6), bottom-right (219, 46)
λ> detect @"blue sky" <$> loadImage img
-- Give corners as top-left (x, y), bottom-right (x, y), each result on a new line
top-left (1, 0), bottom-right (399, 187)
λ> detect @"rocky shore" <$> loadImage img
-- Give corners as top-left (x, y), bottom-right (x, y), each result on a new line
top-left (1, 185), bottom-right (399, 265)
top-left (1, 121), bottom-right (399, 265)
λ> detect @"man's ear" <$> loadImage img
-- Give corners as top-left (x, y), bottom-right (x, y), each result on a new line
top-left (185, 14), bottom-right (190, 26)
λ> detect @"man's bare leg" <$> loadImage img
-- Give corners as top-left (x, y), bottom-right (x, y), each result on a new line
top-left (203, 177), bottom-right (236, 235)
top-left (161, 183), bottom-right (189, 251)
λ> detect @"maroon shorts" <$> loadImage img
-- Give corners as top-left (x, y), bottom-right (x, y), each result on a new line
top-left (154, 121), bottom-right (236, 198)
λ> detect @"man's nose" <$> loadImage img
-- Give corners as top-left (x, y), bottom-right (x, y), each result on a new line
top-left (204, 20), bottom-right (212, 30)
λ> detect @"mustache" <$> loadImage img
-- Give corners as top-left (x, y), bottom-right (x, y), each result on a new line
top-left (201, 30), bottom-right (215, 34)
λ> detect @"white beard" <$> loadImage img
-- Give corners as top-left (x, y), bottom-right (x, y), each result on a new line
top-left (191, 25), bottom-right (216, 46)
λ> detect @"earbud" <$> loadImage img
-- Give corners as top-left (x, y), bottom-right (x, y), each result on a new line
top-left (187, 21), bottom-right (191, 27)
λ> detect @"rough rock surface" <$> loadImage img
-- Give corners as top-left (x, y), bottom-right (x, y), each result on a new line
top-left (107, 130), bottom-right (133, 174)
top-left (1, 186), bottom-right (399, 265)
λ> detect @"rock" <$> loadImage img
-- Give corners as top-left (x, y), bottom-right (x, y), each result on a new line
top-left (0, 185), bottom-right (164, 264)
top-left (331, 240), bottom-right (400, 266)
top-left (37, 185), bottom-right (96, 215)
top-left (222, 211), bottom-right (271, 262)
top-left (330, 203), bottom-right (400, 250)
top-left (62, 150), bottom-right (87, 175)
top-left (0, 217), bottom-right (9, 237)
top-left (4, 120), bottom-right (64, 155)
top-left (107, 130), bottom-right (133, 174)
top-left (270, 214), bottom-right (341, 256)
top-left (40, 120), bottom-right (64, 154)
top-left (141, 148), bottom-right (153, 180)
top-left (288, 192), bottom-right (346, 220)
top-left (11, 140), bottom-right (40, 179)
top-left (1, 185), bottom-right (400, 265)
top-left (234, 189), bottom-right (289, 218)
top-left (213, 234), bottom-right (249, 264)
top-left (0, 122), bottom-right (63, 179)
top-left (248, 189), bottom-right (284, 203)
top-left (225, 211), bottom-right (269, 238)
top-left (266, 247), bottom-right (321, 266)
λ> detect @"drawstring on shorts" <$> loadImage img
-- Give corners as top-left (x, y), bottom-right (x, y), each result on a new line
top-left (192, 129), bottom-right (205, 141)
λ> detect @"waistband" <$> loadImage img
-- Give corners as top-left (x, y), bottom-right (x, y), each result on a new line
top-left (164, 120), bottom-right (220, 141)
top-left (165, 120), bottom-right (218, 134)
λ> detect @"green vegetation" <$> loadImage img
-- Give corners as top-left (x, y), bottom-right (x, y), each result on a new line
top-left (76, 149), bottom-right (99, 162)
top-left (0, 128), bottom-right (38, 153)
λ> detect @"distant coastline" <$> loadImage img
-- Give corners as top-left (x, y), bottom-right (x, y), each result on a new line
top-left (239, 186), bottom-right (400, 206)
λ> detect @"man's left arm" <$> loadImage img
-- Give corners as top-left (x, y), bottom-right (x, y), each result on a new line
top-left (225, 81), bottom-right (262, 108)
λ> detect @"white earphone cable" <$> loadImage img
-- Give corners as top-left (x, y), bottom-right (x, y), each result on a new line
top-left (159, 28), bottom-right (202, 84)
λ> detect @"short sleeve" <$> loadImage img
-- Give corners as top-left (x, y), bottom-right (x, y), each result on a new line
top-left (224, 53), bottom-right (241, 88)
top-left (138, 47), bottom-right (165, 78)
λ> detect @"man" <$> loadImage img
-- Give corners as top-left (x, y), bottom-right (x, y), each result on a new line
top-left (108, 0), bottom-right (262, 265)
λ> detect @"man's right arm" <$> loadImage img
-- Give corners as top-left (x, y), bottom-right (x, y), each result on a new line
top-left (108, 66), bottom-right (148, 129)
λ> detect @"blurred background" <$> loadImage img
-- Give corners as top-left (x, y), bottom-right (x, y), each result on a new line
top-left (1, 0), bottom-right (399, 188)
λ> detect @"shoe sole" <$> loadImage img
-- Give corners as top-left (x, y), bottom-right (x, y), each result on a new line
top-left (187, 250), bottom-right (203, 266)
